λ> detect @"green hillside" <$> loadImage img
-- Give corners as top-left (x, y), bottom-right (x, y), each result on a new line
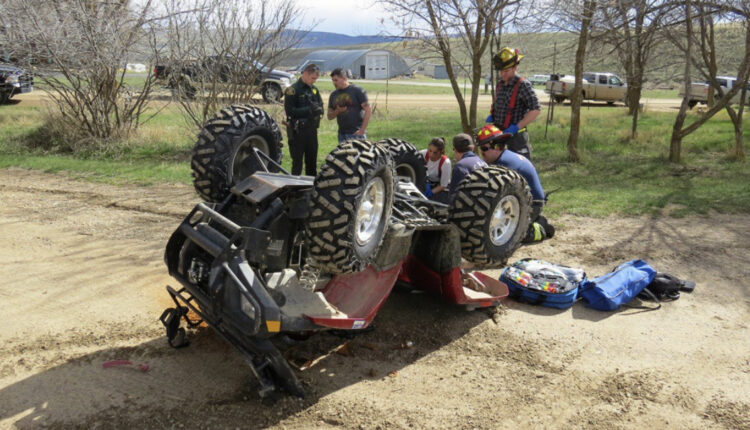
top-left (287, 24), bottom-right (745, 90)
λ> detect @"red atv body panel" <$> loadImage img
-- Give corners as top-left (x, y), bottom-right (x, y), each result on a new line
top-left (304, 264), bottom-right (402, 329)
top-left (398, 255), bottom-right (509, 308)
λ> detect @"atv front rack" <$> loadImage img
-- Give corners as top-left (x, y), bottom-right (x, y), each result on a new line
top-left (161, 284), bottom-right (303, 398)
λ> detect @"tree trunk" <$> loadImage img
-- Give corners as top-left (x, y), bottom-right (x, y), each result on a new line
top-left (566, 0), bottom-right (596, 163)
top-left (732, 81), bottom-right (747, 161)
top-left (725, 106), bottom-right (744, 161)
top-left (469, 56), bottom-right (482, 129)
top-left (725, 87), bottom-right (747, 161)
top-left (627, 81), bottom-right (640, 116)
top-left (426, 0), bottom-right (470, 132)
top-left (670, 0), bottom-right (693, 163)
top-left (628, 80), bottom-right (643, 138)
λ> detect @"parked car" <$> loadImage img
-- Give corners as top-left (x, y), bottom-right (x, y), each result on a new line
top-left (678, 75), bottom-right (749, 109)
top-left (529, 74), bottom-right (550, 86)
top-left (154, 55), bottom-right (294, 103)
top-left (544, 72), bottom-right (627, 105)
top-left (0, 62), bottom-right (33, 104)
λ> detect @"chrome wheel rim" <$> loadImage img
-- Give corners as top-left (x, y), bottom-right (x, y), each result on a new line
top-left (264, 85), bottom-right (280, 101)
top-left (355, 177), bottom-right (386, 246)
top-left (489, 195), bottom-right (520, 246)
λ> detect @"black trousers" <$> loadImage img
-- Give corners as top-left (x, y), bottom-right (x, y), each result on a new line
top-left (507, 131), bottom-right (532, 160)
top-left (289, 126), bottom-right (319, 176)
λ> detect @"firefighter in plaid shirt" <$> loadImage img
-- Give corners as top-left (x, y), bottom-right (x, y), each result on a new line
top-left (486, 47), bottom-right (541, 160)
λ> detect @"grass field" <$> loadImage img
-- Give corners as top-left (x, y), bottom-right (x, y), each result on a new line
top-left (0, 99), bottom-right (748, 217)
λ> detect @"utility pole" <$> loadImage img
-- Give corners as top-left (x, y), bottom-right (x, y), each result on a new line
top-left (545, 42), bottom-right (557, 138)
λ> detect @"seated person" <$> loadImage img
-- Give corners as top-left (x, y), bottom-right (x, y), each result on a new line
top-left (449, 133), bottom-right (487, 200)
top-left (419, 137), bottom-right (452, 204)
top-left (476, 124), bottom-right (554, 243)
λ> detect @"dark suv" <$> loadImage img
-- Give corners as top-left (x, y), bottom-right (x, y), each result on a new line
top-left (0, 63), bottom-right (33, 103)
top-left (155, 55), bottom-right (293, 103)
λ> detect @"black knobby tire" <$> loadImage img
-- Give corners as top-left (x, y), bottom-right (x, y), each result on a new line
top-left (378, 138), bottom-right (427, 192)
top-left (449, 165), bottom-right (532, 267)
top-left (306, 139), bottom-right (395, 274)
top-left (191, 104), bottom-right (283, 202)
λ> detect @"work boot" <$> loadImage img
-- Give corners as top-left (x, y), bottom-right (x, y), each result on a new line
top-left (523, 216), bottom-right (554, 243)
top-left (523, 222), bottom-right (547, 243)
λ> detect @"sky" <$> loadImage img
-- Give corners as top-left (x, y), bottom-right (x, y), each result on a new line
top-left (296, 0), bottom-right (398, 35)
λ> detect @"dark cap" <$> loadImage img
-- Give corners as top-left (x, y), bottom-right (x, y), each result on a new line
top-left (452, 133), bottom-right (473, 152)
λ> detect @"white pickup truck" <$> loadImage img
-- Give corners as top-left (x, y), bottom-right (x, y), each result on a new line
top-left (679, 76), bottom-right (749, 109)
top-left (545, 72), bottom-right (628, 105)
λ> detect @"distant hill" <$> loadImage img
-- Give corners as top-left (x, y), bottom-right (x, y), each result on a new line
top-left (290, 30), bottom-right (403, 48)
top-left (279, 26), bottom-right (744, 89)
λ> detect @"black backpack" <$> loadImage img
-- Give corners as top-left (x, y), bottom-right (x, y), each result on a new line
top-left (638, 272), bottom-right (696, 302)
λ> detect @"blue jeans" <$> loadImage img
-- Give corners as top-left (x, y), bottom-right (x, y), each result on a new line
top-left (338, 132), bottom-right (365, 143)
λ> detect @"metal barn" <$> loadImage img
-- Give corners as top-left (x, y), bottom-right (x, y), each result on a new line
top-left (296, 49), bottom-right (410, 79)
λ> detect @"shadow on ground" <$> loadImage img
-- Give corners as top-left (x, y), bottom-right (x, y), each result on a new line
top-left (0, 289), bottom-right (492, 429)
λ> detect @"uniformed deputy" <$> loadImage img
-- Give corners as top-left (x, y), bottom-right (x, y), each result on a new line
top-left (284, 63), bottom-right (324, 176)
top-left (486, 47), bottom-right (541, 160)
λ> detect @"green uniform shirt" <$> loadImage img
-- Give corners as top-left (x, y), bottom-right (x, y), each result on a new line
top-left (284, 78), bottom-right (323, 120)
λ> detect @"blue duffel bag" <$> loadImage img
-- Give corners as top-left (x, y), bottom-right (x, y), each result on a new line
top-left (500, 259), bottom-right (585, 309)
top-left (579, 259), bottom-right (657, 311)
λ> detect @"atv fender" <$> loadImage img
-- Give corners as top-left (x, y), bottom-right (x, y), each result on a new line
top-left (305, 263), bottom-right (403, 330)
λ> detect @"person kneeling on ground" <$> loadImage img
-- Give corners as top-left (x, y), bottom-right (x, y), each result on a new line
top-left (449, 133), bottom-right (487, 202)
top-left (419, 137), bottom-right (452, 204)
top-left (476, 124), bottom-right (554, 243)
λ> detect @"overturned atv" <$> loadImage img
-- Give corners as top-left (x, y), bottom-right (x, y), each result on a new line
top-left (160, 104), bottom-right (533, 397)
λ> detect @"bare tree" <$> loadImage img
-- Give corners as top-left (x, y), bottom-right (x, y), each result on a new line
top-left (530, 0), bottom-right (597, 161)
top-left (712, 1), bottom-right (750, 161)
top-left (597, 0), bottom-right (674, 138)
top-left (666, 0), bottom-right (750, 162)
top-left (0, 0), bottom-right (160, 147)
top-left (565, 0), bottom-right (597, 162)
top-left (160, 0), bottom-right (305, 129)
top-left (379, 0), bottom-right (518, 132)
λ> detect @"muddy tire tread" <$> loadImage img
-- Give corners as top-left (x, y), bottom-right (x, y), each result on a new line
top-left (191, 104), bottom-right (283, 202)
top-left (450, 165), bottom-right (532, 267)
top-left (378, 138), bottom-right (427, 192)
top-left (306, 139), bottom-right (394, 273)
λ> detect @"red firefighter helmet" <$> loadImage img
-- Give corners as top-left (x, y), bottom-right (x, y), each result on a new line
top-left (477, 124), bottom-right (505, 147)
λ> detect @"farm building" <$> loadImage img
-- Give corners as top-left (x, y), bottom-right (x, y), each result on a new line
top-left (295, 49), bottom-right (410, 79)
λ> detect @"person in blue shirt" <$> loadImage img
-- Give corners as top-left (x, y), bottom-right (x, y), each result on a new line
top-left (476, 124), bottom-right (554, 242)
top-left (449, 133), bottom-right (487, 201)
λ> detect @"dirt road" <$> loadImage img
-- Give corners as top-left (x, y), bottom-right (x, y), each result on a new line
top-left (8, 89), bottom-right (685, 112)
top-left (0, 168), bottom-right (748, 429)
